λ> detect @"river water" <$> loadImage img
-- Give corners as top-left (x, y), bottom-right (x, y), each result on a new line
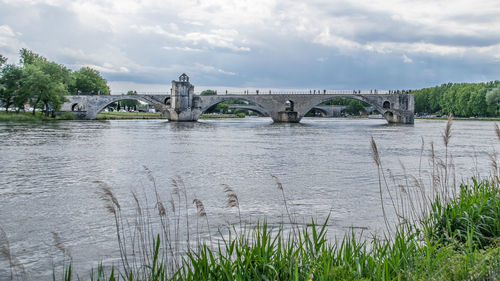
top-left (0, 117), bottom-right (498, 279)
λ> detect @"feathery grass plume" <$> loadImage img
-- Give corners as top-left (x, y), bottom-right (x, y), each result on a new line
top-left (193, 198), bottom-right (212, 245)
top-left (370, 136), bottom-right (381, 167)
top-left (370, 137), bottom-right (393, 234)
top-left (222, 184), bottom-right (239, 209)
top-left (171, 178), bottom-right (180, 196)
top-left (158, 201), bottom-right (167, 217)
top-left (143, 165), bottom-right (156, 186)
top-left (271, 175), bottom-right (294, 225)
top-left (96, 181), bottom-right (121, 214)
top-left (52, 232), bottom-right (72, 259)
top-left (193, 199), bottom-right (206, 217)
top-left (442, 114), bottom-right (453, 147)
top-left (490, 152), bottom-right (498, 177)
top-left (173, 176), bottom-right (191, 247)
top-left (95, 182), bottom-right (131, 274)
top-left (495, 123), bottom-right (500, 141)
top-left (222, 184), bottom-right (242, 226)
top-left (132, 192), bottom-right (142, 216)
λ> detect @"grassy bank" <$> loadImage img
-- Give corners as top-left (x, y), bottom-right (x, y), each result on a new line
top-left (96, 111), bottom-right (165, 120)
top-left (417, 116), bottom-right (500, 121)
top-left (200, 113), bottom-right (245, 119)
top-left (0, 111), bottom-right (75, 121)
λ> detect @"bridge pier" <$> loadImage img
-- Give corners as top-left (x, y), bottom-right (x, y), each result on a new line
top-left (273, 111), bottom-right (301, 123)
top-left (167, 108), bottom-right (199, 122)
top-left (384, 110), bottom-right (414, 124)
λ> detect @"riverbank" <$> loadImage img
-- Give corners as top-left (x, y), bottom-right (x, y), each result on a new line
top-left (417, 116), bottom-right (500, 121)
top-left (200, 113), bottom-right (245, 119)
top-left (96, 111), bottom-right (164, 120)
top-left (0, 111), bottom-right (75, 121)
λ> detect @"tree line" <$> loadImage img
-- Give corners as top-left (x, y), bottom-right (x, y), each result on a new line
top-left (0, 49), bottom-right (110, 116)
top-left (413, 81), bottom-right (500, 117)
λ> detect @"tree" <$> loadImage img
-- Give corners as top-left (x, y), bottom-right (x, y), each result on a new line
top-left (19, 48), bottom-right (46, 66)
top-left (200, 89), bottom-right (216, 95)
top-left (117, 90), bottom-right (139, 110)
top-left (486, 86), bottom-right (500, 116)
top-left (0, 64), bottom-right (23, 112)
top-left (0, 54), bottom-right (7, 67)
top-left (21, 60), bottom-right (68, 116)
top-left (468, 91), bottom-right (487, 117)
top-left (70, 67), bottom-right (110, 95)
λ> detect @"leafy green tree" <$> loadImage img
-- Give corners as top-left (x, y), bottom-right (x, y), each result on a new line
top-left (486, 86), bottom-right (500, 116)
top-left (19, 48), bottom-right (46, 66)
top-left (21, 60), bottom-right (69, 116)
top-left (117, 90), bottom-right (139, 110)
top-left (468, 91), bottom-right (487, 117)
top-left (70, 67), bottom-right (110, 95)
top-left (200, 89), bottom-right (216, 95)
top-left (0, 54), bottom-right (7, 67)
top-left (0, 64), bottom-right (23, 112)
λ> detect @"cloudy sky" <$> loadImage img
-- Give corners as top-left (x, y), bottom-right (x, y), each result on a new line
top-left (1, 0), bottom-right (499, 93)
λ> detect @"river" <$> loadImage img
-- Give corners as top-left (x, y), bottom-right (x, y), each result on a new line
top-left (0, 117), bottom-right (498, 279)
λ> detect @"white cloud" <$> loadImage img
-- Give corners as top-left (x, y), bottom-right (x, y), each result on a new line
top-left (194, 63), bottom-right (237, 76)
top-left (402, 54), bottom-right (412, 63)
top-left (0, 25), bottom-right (15, 37)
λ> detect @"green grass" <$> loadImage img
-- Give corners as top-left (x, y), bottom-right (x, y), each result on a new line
top-left (200, 113), bottom-right (245, 119)
top-left (96, 111), bottom-right (165, 120)
top-left (0, 111), bottom-right (75, 121)
top-left (417, 116), bottom-right (500, 121)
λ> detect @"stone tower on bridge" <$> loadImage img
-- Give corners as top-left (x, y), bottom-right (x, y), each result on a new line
top-left (168, 73), bottom-right (197, 121)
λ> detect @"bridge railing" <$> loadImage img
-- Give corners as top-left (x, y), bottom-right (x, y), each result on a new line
top-left (69, 90), bottom-right (405, 96)
top-left (193, 89), bottom-right (391, 95)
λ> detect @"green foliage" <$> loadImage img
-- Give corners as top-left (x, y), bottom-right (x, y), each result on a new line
top-left (486, 86), bottom-right (500, 116)
top-left (425, 179), bottom-right (500, 249)
top-left (69, 67), bottom-right (110, 95)
top-left (21, 59), bottom-right (69, 116)
top-left (200, 89), bottom-right (216, 96)
top-left (56, 111), bottom-right (76, 120)
top-left (0, 54), bottom-right (7, 66)
top-left (118, 91), bottom-right (140, 108)
top-left (19, 48), bottom-right (46, 66)
top-left (204, 100), bottom-right (248, 114)
top-left (0, 64), bottom-right (23, 111)
top-left (414, 81), bottom-right (500, 117)
top-left (320, 98), bottom-right (370, 115)
top-left (235, 112), bottom-right (245, 118)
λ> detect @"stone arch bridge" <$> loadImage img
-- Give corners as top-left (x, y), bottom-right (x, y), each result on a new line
top-left (62, 73), bottom-right (413, 124)
top-left (62, 93), bottom-right (414, 124)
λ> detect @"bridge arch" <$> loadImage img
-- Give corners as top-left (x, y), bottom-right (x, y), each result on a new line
top-left (298, 95), bottom-right (388, 121)
top-left (383, 101), bottom-right (391, 109)
top-left (199, 97), bottom-right (272, 117)
top-left (71, 103), bottom-right (84, 111)
top-left (86, 95), bottom-right (165, 119)
top-left (164, 97), bottom-right (171, 105)
top-left (306, 107), bottom-right (329, 117)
